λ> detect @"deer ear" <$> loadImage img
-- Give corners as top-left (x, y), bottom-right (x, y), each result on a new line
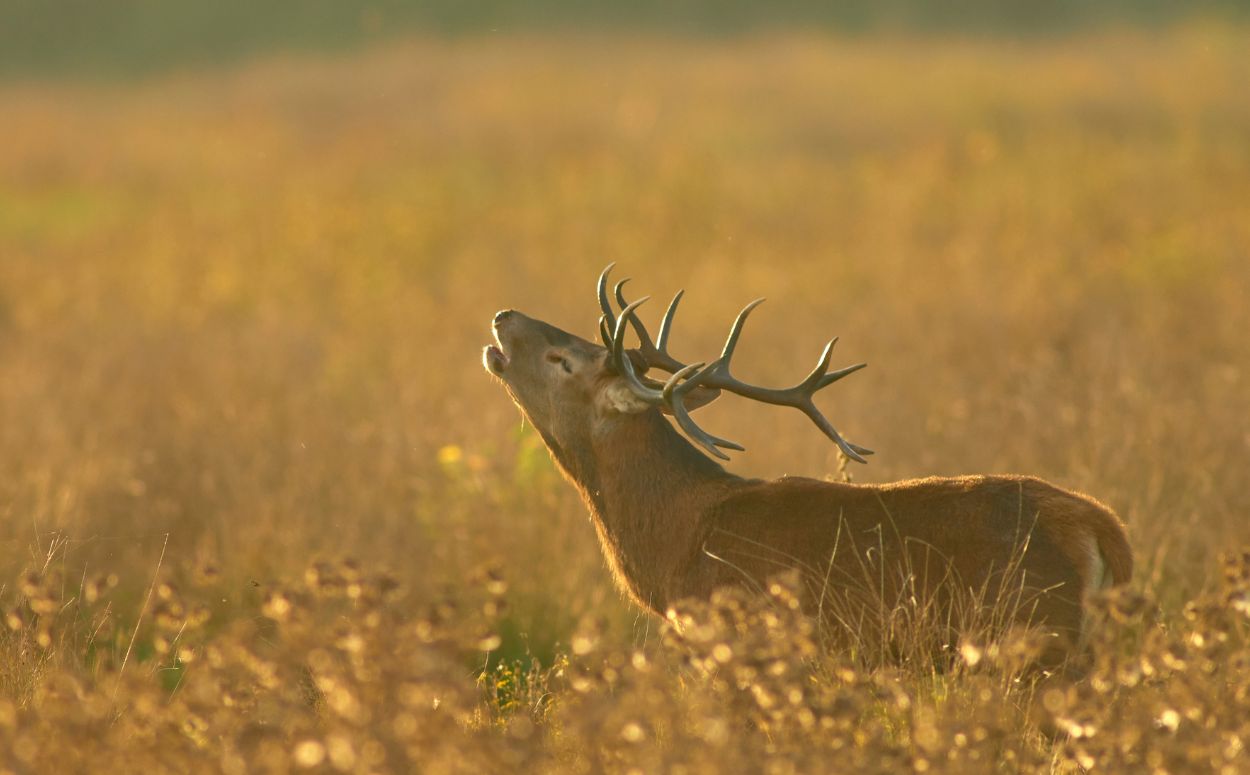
top-left (659, 385), bottom-right (720, 414)
top-left (599, 379), bottom-right (653, 415)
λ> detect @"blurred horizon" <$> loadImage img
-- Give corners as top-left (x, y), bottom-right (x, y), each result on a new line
top-left (2, 0), bottom-right (1248, 81)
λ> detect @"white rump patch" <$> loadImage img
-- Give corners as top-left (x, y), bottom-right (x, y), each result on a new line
top-left (1080, 534), bottom-right (1110, 594)
top-left (1078, 535), bottom-right (1111, 651)
top-left (1089, 550), bottom-right (1108, 591)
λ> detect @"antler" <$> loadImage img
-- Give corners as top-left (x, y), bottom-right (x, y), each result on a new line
top-left (598, 267), bottom-right (686, 374)
top-left (597, 264), bottom-right (873, 463)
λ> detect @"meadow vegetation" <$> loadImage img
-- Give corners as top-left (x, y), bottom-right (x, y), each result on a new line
top-left (0, 27), bottom-right (1248, 772)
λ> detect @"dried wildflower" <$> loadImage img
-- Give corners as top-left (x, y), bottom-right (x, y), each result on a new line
top-left (1157, 708), bottom-right (1181, 733)
top-left (5, 605), bottom-right (27, 631)
top-left (620, 722), bottom-right (646, 743)
top-left (336, 631), bottom-right (366, 654)
top-left (292, 740), bottom-right (325, 768)
top-left (262, 590), bottom-right (293, 620)
top-left (960, 641), bottom-right (984, 668)
top-left (18, 571), bottom-right (42, 598)
top-left (28, 595), bottom-right (58, 615)
top-left (326, 734), bottom-right (357, 771)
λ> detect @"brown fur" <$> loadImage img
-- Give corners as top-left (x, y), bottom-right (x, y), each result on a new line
top-left (485, 310), bottom-right (1133, 660)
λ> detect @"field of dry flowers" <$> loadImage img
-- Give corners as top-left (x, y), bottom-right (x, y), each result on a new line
top-left (1, 26), bottom-right (1249, 773)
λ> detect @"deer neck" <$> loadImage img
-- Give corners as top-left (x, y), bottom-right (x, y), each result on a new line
top-left (578, 409), bottom-right (739, 610)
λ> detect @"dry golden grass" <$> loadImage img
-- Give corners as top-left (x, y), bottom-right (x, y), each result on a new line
top-left (0, 26), bottom-right (1248, 772)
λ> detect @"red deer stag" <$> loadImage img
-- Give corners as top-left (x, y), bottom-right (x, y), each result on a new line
top-left (483, 265), bottom-right (1132, 663)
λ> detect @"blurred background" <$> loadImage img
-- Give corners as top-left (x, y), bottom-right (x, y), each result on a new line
top-left (1, 1), bottom-right (1248, 664)
top-left (1, 0), bottom-right (1248, 77)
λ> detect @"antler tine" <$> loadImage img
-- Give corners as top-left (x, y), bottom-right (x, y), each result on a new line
top-left (598, 264), bottom-right (618, 332)
top-left (613, 347), bottom-right (743, 459)
top-left (613, 278), bottom-right (632, 312)
top-left (611, 301), bottom-right (671, 410)
top-left (788, 339), bottom-right (872, 461)
top-left (612, 278), bottom-right (692, 375)
top-left (614, 278), bottom-right (656, 354)
top-left (615, 344), bottom-right (665, 403)
top-left (696, 308), bottom-right (871, 463)
top-left (719, 298), bottom-right (766, 366)
top-left (800, 402), bottom-right (873, 463)
top-left (598, 315), bottom-right (615, 350)
top-left (601, 264), bottom-right (674, 374)
top-left (661, 363), bottom-right (744, 460)
top-left (800, 337), bottom-right (869, 390)
top-left (611, 296), bottom-right (652, 375)
top-left (819, 361), bottom-right (868, 390)
top-left (656, 290), bottom-right (683, 353)
top-left (607, 296), bottom-right (743, 456)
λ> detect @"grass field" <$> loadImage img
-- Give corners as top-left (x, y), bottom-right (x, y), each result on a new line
top-left (1, 26), bottom-right (1249, 772)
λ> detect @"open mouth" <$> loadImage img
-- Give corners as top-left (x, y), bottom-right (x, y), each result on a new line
top-left (483, 344), bottom-right (509, 375)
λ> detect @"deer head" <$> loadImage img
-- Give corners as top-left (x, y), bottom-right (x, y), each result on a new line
top-left (483, 309), bottom-right (672, 479)
top-left (483, 264), bottom-right (870, 465)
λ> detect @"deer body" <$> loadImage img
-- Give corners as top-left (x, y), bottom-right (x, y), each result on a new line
top-left (575, 397), bottom-right (1127, 634)
top-left (484, 267), bottom-right (1132, 659)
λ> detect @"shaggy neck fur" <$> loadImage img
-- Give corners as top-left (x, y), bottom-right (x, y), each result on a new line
top-left (549, 409), bottom-right (739, 612)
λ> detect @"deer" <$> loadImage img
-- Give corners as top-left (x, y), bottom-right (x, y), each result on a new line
top-left (482, 265), bottom-right (1132, 665)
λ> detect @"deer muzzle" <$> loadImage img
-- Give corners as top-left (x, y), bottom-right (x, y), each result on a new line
top-left (483, 309), bottom-right (514, 375)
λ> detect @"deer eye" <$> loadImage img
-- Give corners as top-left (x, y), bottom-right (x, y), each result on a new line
top-left (546, 352), bottom-right (573, 374)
